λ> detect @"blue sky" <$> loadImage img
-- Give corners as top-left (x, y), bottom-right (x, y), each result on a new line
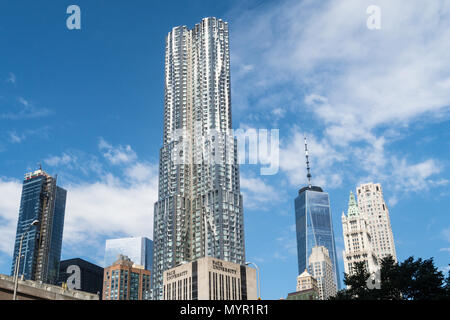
top-left (0, 0), bottom-right (449, 299)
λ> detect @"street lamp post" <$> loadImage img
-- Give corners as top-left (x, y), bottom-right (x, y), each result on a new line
top-left (245, 261), bottom-right (261, 300)
top-left (13, 219), bottom-right (39, 300)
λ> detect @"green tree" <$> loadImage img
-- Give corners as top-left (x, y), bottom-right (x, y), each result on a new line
top-left (330, 256), bottom-right (449, 300)
top-left (331, 261), bottom-right (375, 300)
top-left (396, 257), bottom-right (447, 300)
top-left (445, 267), bottom-right (450, 295)
top-left (376, 255), bottom-right (402, 300)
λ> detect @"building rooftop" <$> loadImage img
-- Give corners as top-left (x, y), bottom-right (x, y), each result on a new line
top-left (24, 169), bottom-right (49, 180)
top-left (298, 185), bottom-right (323, 195)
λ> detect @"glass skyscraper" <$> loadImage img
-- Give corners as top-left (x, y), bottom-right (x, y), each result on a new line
top-left (104, 237), bottom-right (153, 271)
top-left (152, 17), bottom-right (245, 299)
top-left (11, 168), bottom-right (67, 285)
top-left (295, 186), bottom-right (340, 289)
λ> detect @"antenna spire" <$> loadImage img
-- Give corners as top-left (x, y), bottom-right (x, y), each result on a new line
top-left (304, 136), bottom-right (312, 188)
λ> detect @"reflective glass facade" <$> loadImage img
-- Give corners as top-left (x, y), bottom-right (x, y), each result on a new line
top-left (46, 186), bottom-right (67, 283)
top-left (11, 169), bottom-right (67, 285)
top-left (104, 237), bottom-right (153, 271)
top-left (295, 186), bottom-right (340, 289)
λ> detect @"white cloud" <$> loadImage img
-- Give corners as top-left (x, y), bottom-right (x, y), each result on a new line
top-left (273, 224), bottom-right (298, 262)
top-left (240, 174), bottom-right (283, 210)
top-left (99, 137), bottom-right (137, 165)
top-left (0, 178), bottom-right (22, 256)
top-left (232, 0), bottom-right (450, 139)
top-left (124, 162), bottom-right (158, 183)
top-left (44, 153), bottom-right (75, 167)
top-left (271, 107), bottom-right (286, 119)
top-left (387, 196), bottom-right (398, 207)
top-left (18, 97), bottom-right (29, 107)
top-left (42, 149), bottom-right (104, 182)
top-left (389, 158), bottom-right (443, 192)
top-left (6, 72), bottom-right (16, 84)
top-left (56, 148), bottom-right (158, 255)
top-left (442, 227), bottom-right (450, 243)
top-left (1, 97), bottom-right (51, 120)
top-left (441, 265), bottom-right (450, 273)
top-left (63, 174), bottom-right (158, 247)
top-left (8, 131), bottom-right (25, 143)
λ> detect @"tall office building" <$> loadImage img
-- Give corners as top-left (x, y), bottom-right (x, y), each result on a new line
top-left (104, 237), bottom-right (153, 271)
top-left (308, 245), bottom-right (337, 300)
top-left (342, 191), bottom-right (378, 276)
top-left (11, 168), bottom-right (67, 285)
top-left (102, 255), bottom-right (151, 300)
top-left (294, 138), bottom-right (340, 289)
top-left (356, 183), bottom-right (397, 262)
top-left (152, 17), bottom-right (245, 299)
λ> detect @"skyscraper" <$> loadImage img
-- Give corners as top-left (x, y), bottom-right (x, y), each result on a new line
top-left (11, 168), bottom-right (67, 285)
top-left (152, 17), bottom-right (245, 299)
top-left (294, 138), bottom-right (340, 289)
top-left (342, 191), bottom-right (379, 276)
top-left (308, 245), bottom-right (337, 300)
top-left (104, 237), bottom-right (153, 271)
top-left (356, 183), bottom-right (397, 262)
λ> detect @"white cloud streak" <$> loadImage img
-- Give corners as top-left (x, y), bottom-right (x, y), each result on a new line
top-left (6, 72), bottom-right (16, 84)
top-left (0, 178), bottom-right (21, 256)
top-left (99, 137), bottom-right (137, 165)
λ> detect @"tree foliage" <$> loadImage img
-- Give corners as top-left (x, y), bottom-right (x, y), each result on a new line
top-left (330, 256), bottom-right (449, 300)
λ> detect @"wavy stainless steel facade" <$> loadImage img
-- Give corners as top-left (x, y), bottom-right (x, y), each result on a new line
top-left (152, 17), bottom-right (245, 299)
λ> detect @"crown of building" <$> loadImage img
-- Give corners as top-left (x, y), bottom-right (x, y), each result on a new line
top-left (346, 191), bottom-right (360, 217)
top-left (299, 269), bottom-right (312, 278)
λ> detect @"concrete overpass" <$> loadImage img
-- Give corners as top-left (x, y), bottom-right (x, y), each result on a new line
top-left (0, 274), bottom-right (99, 300)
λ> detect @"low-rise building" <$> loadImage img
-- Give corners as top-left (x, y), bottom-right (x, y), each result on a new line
top-left (162, 257), bottom-right (257, 300)
top-left (58, 258), bottom-right (104, 298)
top-left (286, 269), bottom-right (319, 300)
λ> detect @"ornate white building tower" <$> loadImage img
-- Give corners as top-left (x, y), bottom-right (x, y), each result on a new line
top-left (152, 17), bottom-right (245, 299)
top-left (356, 183), bottom-right (397, 262)
top-left (342, 191), bottom-right (379, 276)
